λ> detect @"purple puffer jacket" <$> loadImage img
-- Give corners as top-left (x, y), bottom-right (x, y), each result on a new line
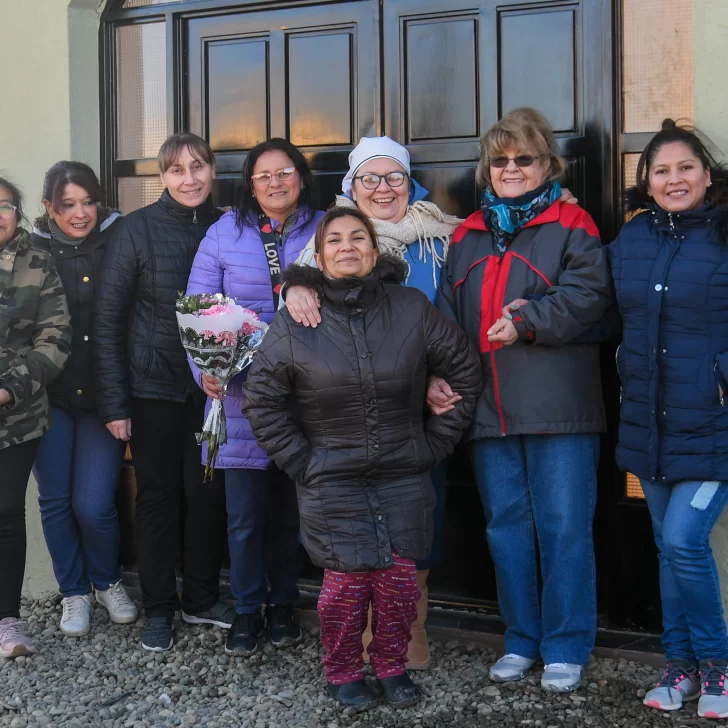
top-left (186, 206), bottom-right (324, 469)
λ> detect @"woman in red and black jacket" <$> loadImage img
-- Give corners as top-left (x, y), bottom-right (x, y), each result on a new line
top-left (436, 108), bottom-right (611, 693)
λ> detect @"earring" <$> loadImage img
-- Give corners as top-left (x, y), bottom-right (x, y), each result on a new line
top-left (708, 181), bottom-right (713, 187)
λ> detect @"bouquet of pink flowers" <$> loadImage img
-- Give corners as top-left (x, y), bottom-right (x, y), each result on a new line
top-left (176, 293), bottom-right (268, 480)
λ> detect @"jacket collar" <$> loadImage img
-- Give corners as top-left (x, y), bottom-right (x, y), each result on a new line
top-left (157, 189), bottom-right (218, 224)
top-left (456, 200), bottom-right (562, 234)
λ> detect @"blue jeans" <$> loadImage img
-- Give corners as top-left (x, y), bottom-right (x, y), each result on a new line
top-left (33, 407), bottom-right (125, 597)
top-left (640, 478), bottom-right (728, 661)
top-left (471, 433), bottom-right (599, 665)
top-left (224, 467), bottom-right (303, 614)
top-left (416, 459), bottom-right (448, 570)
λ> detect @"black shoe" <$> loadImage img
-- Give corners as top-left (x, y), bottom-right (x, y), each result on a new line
top-left (327, 679), bottom-right (377, 711)
top-left (141, 615), bottom-right (174, 652)
top-left (225, 612), bottom-right (263, 655)
top-left (182, 601), bottom-right (236, 629)
top-left (379, 673), bottom-right (421, 708)
top-left (266, 604), bottom-right (302, 647)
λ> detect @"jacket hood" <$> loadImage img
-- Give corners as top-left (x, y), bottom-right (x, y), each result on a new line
top-left (32, 207), bottom-right (120, 238)
top-left (624, 186), bottom-right (728, 243)
top-left (282, 253), bottom-right (408, 290)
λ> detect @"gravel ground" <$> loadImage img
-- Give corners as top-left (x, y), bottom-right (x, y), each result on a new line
top-left (0, 596), bottom-right (718, 728)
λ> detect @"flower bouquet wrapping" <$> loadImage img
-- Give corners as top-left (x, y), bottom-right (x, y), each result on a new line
top-left (176, 293), bottom-right (268, 480)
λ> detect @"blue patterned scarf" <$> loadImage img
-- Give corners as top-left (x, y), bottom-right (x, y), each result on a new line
top-left (482, 181), bottom-right (562, 255)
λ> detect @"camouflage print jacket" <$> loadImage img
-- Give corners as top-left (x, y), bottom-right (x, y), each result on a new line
top-left (0, 228), bottom-right (72, 449)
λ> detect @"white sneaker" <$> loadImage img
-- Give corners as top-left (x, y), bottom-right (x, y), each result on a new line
top-left (60, 595), bottom-right (91, 637)
top-left (542, 663), bottom-right (584, 693)
top-left (489, 653), bottom-right (536, 682)
top-left (96, 581), bottom-right (138, 624)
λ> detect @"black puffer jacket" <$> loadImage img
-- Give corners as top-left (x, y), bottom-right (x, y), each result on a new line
top-left (94, 191), bottom-right (222, 423)
top-left (31, 209), bottom-right (120, 411)
top-left (243, 256), bottom-right (482, 572)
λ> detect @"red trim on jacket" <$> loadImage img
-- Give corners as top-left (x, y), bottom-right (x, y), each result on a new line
top-left (453, 256), bottom-right (490, 293)
top-left (509, 252), bottom-right (553, 287)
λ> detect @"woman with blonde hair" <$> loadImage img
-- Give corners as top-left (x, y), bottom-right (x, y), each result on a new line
top-left (437, 108), bottom-right (611, 692)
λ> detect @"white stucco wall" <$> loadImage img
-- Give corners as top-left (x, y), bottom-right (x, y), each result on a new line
top-left (695, 0), bottom-right (728, 616)
top-left (0, 0), bottom-right (107, 600)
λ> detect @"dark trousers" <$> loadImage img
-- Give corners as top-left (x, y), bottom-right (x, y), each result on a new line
top-left (130, 397), bottom-right (227, 618)
top-left (0, 439), bottom-right (40, 619)
top-left (224, 467), bottom-right (302, 613)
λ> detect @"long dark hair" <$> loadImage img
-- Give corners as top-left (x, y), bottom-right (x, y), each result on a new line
top-left (628, 118), bottom-right (728, 208)
top-left (42, 161), bottom-right (103, 212)
top-left (0, 176), bottom-right (24, 225)
top-left (235, 138), bottom-right (318, 231)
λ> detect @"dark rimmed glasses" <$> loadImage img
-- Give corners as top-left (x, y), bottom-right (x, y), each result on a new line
top-left (251, 167), bottom-right (296, 185)
top-left (354, 171), bottom-right (408, 190)
top-left (489, 154), bottom-right (543, 169)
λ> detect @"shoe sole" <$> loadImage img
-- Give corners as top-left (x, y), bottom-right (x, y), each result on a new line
top-left (182, 612), bottom-right (232, 629)
top-left (0, 644), bottom-right (34, 658)
top-left (490, 671), bottom-right (529, 682)
top-left (98, 604), bottom-right (138, 625)
top-left (385, 696), bottom-right (421, 708)
top-left (700, 709), bottom-right (728, 719)
top-left (60, 625), bottom-right (90, 637)
top-left (542, 680), bottom-right (582, 693)
top-left (141, 638), bottom-right (174, 652)
top-left (270, 633), bottom-right (304, 648)
top-left (335, 698), bottom-right (377, 712)
top-left (224, 642), bottom-right (258, 656)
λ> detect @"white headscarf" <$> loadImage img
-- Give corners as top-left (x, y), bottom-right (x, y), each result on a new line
top-left (341, 136), bottom-right (411, 197)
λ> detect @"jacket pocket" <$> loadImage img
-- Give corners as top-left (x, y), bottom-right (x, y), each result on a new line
top-left (698, 355), bottom-right (724, 407)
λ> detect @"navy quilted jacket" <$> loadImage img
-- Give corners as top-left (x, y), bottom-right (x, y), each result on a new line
top-left (611, 201), bottom-right (728, 485)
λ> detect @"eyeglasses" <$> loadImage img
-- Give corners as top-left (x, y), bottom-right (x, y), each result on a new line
top-left (489, 155), bottom-right (543, 168)
top-left (250, 167), bottom-right (296, 185)
top-left (354, 171), bottom-right (408, 190)
top-left (0, 203), bottom-right (17, 217)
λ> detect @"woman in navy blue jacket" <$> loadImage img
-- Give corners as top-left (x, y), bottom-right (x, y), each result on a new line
top-left (611, 119), bottom-right (728, 719)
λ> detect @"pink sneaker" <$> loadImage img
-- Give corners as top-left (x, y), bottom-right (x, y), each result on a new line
top-left (0, 617), bottom-right (35, 658)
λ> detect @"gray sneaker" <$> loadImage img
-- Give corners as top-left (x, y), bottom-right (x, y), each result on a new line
top-left (541, 663), bottom-right (583, 693)
top-left (643, 659), bottom-right (699, 711)
top-left (489, 653), bottom-right (536, 682)
top-left (699, 659), bottom-right (728, 719)
top-left (182, 601), bottom-right (236, 629)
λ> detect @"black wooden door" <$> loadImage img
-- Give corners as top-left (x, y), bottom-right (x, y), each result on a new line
top-left (177, 0), bottom-right (634, 627)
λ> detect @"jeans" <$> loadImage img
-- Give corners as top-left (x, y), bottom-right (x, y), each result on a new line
top-left (224, 466), bottom-right (302, 614)
top-left (130, 397), bottom-right (227, 618)
top-left (416, 459), bottom-right (448, 571)
top-left (0, 439), bottom-right (39, 619)
top-left (471, 433), bottom-right (599, 665)
top-left (33, 407), bottom-right (125, 597)
top-left (641, 478), bottom-right (728, 661)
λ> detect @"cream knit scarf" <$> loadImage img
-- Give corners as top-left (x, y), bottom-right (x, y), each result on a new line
top-left (297, 195), bottom-right (462, 288)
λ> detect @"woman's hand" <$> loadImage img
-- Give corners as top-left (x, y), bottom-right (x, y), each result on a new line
top-left (502, 298), bottom-right (529, 318)
top-left (427, 375), bottom-right (462, 415)
top-left (0, 388), bottom-right (11, 406)
top-left (487, 317), bottom-right (519, 345)
top-left (106, 419), bottom-right (132, 441)
top-left (286, 286), bottom-right (322, 328)
top-left (561, 188), bottom-right (579, 205)
top-left (202, 374), bottom-right (224, 400)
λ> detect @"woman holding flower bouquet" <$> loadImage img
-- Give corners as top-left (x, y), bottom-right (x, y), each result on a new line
top-left (95, 133), bottom-right (230, 653)
top-left (243, 207), bottom-right (481, 710)
top-left (186, 138), bottom-right (323, 655)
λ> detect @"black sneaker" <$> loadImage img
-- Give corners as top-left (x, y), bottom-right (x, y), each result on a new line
top-left (379, 673), bottom-right (421, 708)
top-left (182, 601), bottom-right (236, 629)
top-left (327, 679), bottom-right (377, 711)
top-left (141, 615), bottom-right (174, 652)
top-left (225, 612), bottom-right (263, 655)
top-left (266, 604), bottom-right (303, 647)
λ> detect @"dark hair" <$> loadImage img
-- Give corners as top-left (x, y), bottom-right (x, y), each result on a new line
top-left (158, 133), bottom-right (215, 174)
top-left (0, 176), bottom-right (24, 224)
top-left (42, 161), bottom-right (103, 212)
top-left (313, 206), bottom-right (379, 267)
top-left (235, 138), bottom-right (318, 231)
top-left (631, 118), bottom-right (728, 206)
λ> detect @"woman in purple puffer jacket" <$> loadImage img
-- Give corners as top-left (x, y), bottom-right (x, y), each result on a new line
top-left (186, 138), bottom-right (323, 655)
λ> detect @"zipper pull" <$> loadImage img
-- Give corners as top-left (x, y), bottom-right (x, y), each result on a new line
top-left (192, 209), bottom-right (197, 224)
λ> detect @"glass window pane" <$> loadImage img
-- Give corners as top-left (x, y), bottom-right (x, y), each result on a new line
top-left (623, 153), bottom-right (643, 220)
top-left (626, 472), bottom-right (645, 500)
top-left (622, 0), bottom-right (694, 133)
top-left (122, 0), bottom-right (183, 7)
top-left (118, 177), bottom-right (164, 214)
top-left (116, 22), bottom-right (167, 159)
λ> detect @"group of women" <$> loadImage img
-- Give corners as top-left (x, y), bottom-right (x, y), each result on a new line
top-left (1, 107), bottom-right (728, 719)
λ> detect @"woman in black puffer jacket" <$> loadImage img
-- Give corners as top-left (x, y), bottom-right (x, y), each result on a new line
top-left (94, 133), bottom-right (229, 653)
top-left (243, 207), bottom-right (481, 711)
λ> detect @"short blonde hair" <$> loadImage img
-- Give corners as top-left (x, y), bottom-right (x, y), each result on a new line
top-left (476, 108), bottom-right (565, 188)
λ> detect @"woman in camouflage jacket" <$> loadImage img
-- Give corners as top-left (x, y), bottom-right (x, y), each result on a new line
top-left (0, 177), bottom-right (72, 658)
